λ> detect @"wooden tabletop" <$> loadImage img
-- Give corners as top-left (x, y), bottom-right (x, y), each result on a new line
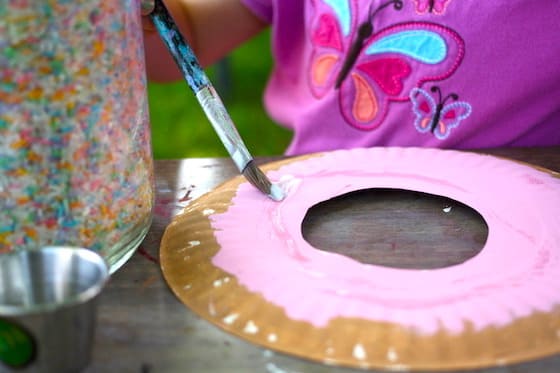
top-left (86, 146), bottom-right (560, 373)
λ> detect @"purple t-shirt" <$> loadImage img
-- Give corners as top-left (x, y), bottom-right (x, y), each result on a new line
top-left (242, 0), bottom-right (560, 155)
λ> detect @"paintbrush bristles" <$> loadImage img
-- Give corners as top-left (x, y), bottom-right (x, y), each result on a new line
top-left (242, 160), bottom-right (271, 194)
top-left (242, 161), bottom-right (285, 201)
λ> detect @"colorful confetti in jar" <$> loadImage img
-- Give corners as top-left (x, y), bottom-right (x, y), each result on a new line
top-left (0, 0), bottom-right (154, 272)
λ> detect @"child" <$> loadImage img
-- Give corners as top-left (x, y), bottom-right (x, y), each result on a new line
top-left (143, 0), bottom-right (560, 156)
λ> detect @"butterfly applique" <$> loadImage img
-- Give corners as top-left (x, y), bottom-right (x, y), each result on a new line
top-left (308, 0), bottom-right (465, 130)
top-left (413, 0), bottom-right (453, 15)
top-left (410, 86), bottom-right (472, 140)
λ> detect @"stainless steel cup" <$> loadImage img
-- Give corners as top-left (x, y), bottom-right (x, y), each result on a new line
top-left (0, 247), bottom-right (109, 372)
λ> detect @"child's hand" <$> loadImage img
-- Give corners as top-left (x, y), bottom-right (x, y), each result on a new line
top-left (140, 0), bottom-right (156, 32)
top-left (142, 0), bottom-right (266, 82)
top-left (141, 0), bottom-right (154, 16)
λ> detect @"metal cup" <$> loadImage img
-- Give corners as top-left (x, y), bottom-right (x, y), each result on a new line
top-left (0, 247), bottom-right (109, 372)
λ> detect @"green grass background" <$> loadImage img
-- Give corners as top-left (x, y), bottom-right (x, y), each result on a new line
top-left (147, 30), bottom-right (292, 159)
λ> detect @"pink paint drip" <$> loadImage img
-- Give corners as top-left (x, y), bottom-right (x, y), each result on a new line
top-left (210, 147), bottom-right (560, 335)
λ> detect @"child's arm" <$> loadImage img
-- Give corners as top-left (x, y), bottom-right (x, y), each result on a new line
top-left (143, 0), bottom-right (267, 82)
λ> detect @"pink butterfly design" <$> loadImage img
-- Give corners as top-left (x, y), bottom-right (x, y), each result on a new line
top-left (413, 0), bottom-right (453, 15)
top-left (410, 86), bottom-right (472, 140)
top-left (308, 0), bottom-right (465, 130)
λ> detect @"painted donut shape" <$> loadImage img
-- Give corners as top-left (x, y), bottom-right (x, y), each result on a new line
top-left (161, 147), bottom-right (560, 370)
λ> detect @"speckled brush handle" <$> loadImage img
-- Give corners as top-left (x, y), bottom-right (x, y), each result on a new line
top-left (149, 0), bottom-right (253, 172)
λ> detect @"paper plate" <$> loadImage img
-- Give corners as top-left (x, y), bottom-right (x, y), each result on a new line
top-left (160, 147), bottom-right (560, 371)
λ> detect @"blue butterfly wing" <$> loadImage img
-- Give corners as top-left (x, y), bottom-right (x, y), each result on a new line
top-left (322, 0), bottom-right (352, 37)
top-left (366, 29), bottom-right (447, 64)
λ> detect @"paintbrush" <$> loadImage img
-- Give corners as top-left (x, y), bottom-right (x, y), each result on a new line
top-left (145, 0), bottom-right (284, 201)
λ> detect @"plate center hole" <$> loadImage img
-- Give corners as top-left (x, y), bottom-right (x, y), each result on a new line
top-left (301, 188), bottom-right (488, 269)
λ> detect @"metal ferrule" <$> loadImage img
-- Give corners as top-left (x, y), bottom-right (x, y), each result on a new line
top-left (195, 86), bottom-right (252, 172)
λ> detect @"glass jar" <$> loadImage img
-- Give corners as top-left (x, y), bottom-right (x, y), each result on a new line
top-left (0, 0), bottom-right (154, 272)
